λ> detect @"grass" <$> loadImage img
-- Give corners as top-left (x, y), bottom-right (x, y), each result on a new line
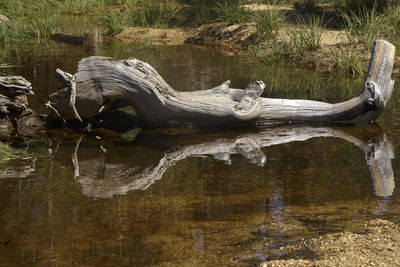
top-left (0, 142), bottom-right (20, 161)
top-left (181, 0), bottom-right (250, 26)
top-left (335, 0), bottom-right (391, 15)
top-left (328, 45), bottom-right (364, 75)
top-left (213, 0), bottom-right (250, 24)
top-left (0, 0), bottom-right (399, 75)
top-left (294, 0), bottom-right (319, 13)
top-left (27, 13), bottom-right (60, 39)
top-left (257, 40), bottom-right (291, 63)
top-left (340, 4), bottom-right (383, 48)
top-left (287, 15), bottom-right (324, 57)
top-left (131, 1), bottom-right (180, 28)
top-left (381, 4), bottom-right (400, 48)
top-left (254, 3), bottom-right (286, 40)
top-left (98, 11), bottom-right (130, 35)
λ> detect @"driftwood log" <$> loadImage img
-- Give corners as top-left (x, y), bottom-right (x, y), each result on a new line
top-left (46, 125), bottom-right (393, 198)
top-left (0, 76), bottom-right (44, 137)
top-left (47, 40), bottom-right (395, 128)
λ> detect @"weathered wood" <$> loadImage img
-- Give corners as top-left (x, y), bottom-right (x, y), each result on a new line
top-left (63, 126), bottom-right (394, 198)
top-left (0, 76), bottom-right (45, 137)
top-left (47, 40), bottom-right (395, 127)
top-left (0, 76), bottom-right (33, 115)
top-left (0, 76), bottom-right (34, 97)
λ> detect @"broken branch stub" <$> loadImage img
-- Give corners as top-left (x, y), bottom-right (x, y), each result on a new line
top-left (47, 40), bottom-right (395, 128)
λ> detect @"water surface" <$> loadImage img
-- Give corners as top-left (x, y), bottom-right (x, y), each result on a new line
top-left (1, 39), bottom-right (400, 266)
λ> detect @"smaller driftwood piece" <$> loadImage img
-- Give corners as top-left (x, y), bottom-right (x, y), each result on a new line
top-left (47, 40), bottom-right (395, 128)
top-left (0, 76), bottom-right (44, 137)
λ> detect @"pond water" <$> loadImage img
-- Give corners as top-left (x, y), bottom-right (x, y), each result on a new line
top-left (1, 38), bottom-right (400, 266)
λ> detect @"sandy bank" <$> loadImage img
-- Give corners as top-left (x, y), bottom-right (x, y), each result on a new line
top-left (262, 219), bottom-right (400, 266)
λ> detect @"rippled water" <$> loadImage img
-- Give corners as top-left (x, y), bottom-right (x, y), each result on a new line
top-left (1, 38), bottom-right (400, 266)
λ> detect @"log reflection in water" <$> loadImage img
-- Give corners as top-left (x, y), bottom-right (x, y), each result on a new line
top-left (59, 125), bottom-right (395, 199)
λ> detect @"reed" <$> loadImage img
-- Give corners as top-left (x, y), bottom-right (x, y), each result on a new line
top-left (132, 1), bottom-right (179, 28)
top-left (328, 45), bottom-right (364, 75)
top-left (0, 142), bottom-right (18, 161)
top-left (254, 4), bottom-right (286, 40)
top-left (340, 4), bottom-right (383, 48)
top-left (335, 0), bottom-right (390, 16)
top-left (287, 15), bottom-right (323, 57)
top-left (27, 14), bottom-right (60, 39)
top-left (381, 4), bottom-right (400, 48)
top-left (98, 11), bottom-right (130, 36)
top-left (213, 0), bottom-right (250, 24)
top-left (294, 0), bottom-right (319, 13)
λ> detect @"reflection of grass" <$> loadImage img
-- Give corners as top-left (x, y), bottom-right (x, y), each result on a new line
top-left (128, 41), bottom-right (158, 59)
top-left (248, 61), bottom-right (363, 102)
top-left (0, 142), bottom-right (19, 161)
top-left (0, 63), bottom-right (16, 76)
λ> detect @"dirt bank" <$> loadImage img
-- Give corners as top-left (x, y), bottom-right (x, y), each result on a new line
top-left (115, 21), bottom-right (358, 73)
top-left (116, 26), bottom-right (194, 46)
top-left (114, 3), bottom-right (400, 75)
top-left (262, 219), bottom-right (400, 266)
top-left (116, 22), bottom-right (347, 52)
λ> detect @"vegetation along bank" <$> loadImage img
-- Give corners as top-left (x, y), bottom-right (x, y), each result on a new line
top-left (1, 0), bottom-right (400, 75)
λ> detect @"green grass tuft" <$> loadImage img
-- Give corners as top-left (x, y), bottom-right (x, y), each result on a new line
top-left (287, 15), bottom-right (324, 57)
top-left (0, 142), bottom-right (19, 161)
top-left (254, 4), bottom-right (286, 41)
top-left (98, 11), bottom-right (130, 36)
top-left (328, 45), bottom-right (364, 75)
top-left (132, 1), bottom-right (179, 28)
top-left (294, 0), bottom-right (319, 13)
top-left (340, 4), bottom-right (382, 48)
top-left (213, 0), bottom-right (250, 25)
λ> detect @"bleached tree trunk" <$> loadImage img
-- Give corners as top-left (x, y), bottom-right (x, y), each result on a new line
top-left (47, 40), bottom-right (395, 127)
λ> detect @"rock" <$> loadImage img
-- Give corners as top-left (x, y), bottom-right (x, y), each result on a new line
top-left (0, 14), bottom-right (9, 24)
top-left (184, 36), bottom-right (205, 45)
top-left (16, 110), bottom-right (45, 137)
top-left (51, 33), bottom-right (88, 45)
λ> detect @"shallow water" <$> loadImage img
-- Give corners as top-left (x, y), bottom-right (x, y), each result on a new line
top-left (1, 39), bottom-right (400, 266)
